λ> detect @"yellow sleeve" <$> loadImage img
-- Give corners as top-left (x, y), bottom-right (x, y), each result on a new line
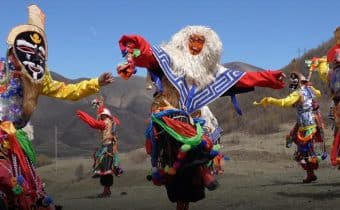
top-left (310, 86), bottom-right (321, 98)
top-left (317, 63), bottom-right (330, 84)
top-left (254, 91), bottom-right (300, 107)
top-left (40, 70), bottom-right (100, 101)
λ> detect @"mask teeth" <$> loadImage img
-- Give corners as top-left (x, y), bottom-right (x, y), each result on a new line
top-left (33, 71), bottom-right (38, 80)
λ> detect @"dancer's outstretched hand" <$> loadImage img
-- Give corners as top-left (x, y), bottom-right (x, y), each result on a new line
top-left (116, 61), bottom-right (136, 80)
top-left (268, 70), bottom-right (286, 89)
top-left (253, 97), bottom-right (274, 106)
top-left (99, 72), bottom-right (114, 86)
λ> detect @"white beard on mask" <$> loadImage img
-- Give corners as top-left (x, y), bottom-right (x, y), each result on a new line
top-left (161, 25), bottom-right (223, 90)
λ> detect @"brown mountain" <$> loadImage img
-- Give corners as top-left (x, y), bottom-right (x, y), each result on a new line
top-left (211, 38), bottom-right (336, 135)
top-left (32, 36), bottom-right (335, 157)
top-left (31, 74), bottom-right (153, 156)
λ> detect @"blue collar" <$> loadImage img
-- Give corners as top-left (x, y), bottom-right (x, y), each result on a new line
top-left (152, 46), bottom-right (245, 113)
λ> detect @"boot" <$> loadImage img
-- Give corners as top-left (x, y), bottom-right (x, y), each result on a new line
top-left (107, 187), bottom-right (112, 196)
top-left (98, 186), bottom-right (111, 198)
top-left (176, 201), bottom-right (189, 210)
top-left (303, 170), bottom-right (317, 183)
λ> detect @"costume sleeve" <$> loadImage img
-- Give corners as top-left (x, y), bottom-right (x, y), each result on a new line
top-left (76, 110), bottom-right (106, 130)
top-left (316, 63), bottom-right (330, 84)
top-left (236, 70), bottom-right (285, 89)
top-left (254, 91), bottom-right (300, 107)
top-left (40, 70), bottom-right (100, 101)
top-left (119, 35), bottom-right (160, 70)
top-left (310, 86), bottom-right (321, 98)
top-left (327, 44), bottom-right (340, 63)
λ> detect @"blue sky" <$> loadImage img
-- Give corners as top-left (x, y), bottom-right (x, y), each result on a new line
top-left (1, 0), bottom-right (339, 79)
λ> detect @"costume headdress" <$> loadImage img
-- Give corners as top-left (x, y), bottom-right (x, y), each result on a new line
top-left (6, 4), bottom-right (48, 81)
top-left (91, 97), bottom-right (120, 124)
top-left (327, 27), bottom-right (340, 62)
top-left (7, 5), bottom-right (47, 54)
top-left (289, 59), bottom-right (306, 91)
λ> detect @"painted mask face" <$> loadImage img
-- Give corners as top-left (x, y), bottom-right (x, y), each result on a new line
top-left (13, 31), bottom-right (46, 80)
top-left (188, 34), bottom-right (205, 55)
top-left (289, 73), bottom-right (299, 91)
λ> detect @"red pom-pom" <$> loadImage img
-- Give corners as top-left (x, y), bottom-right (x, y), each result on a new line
top-left (177, 151), bottom-right (187, 160)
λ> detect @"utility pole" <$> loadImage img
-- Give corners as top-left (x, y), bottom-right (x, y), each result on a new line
top-left (55, 126), bottom-right (58, 173)
top-left (297, 48), bottom-right (301, 57)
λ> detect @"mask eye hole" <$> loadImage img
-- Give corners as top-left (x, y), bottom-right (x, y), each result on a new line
top-left (16, 46), bottom-right (35, 54)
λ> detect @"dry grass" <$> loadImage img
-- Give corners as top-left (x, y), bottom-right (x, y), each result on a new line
top-left (36, 154), bottom-right (53, 167)
top-left (34, 124), bottom-right (339, 210)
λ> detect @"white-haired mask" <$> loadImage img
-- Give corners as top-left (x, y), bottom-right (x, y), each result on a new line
top-left (161, 25), bottom-right (223, 89)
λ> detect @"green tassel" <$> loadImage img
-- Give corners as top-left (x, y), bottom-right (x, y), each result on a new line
top-left (133, 49), bottom-right (141, 57)
top-left (16, 129), bottom-right (36, 164)
top-left (12, 185), bottom-right (23, 195)
top-left (151, 115), bottom-right (202, 147)
top-left (113, 153), bottom-right (120, 167)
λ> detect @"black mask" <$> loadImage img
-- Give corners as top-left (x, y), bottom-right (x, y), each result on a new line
top-left (289, 73), bottom-right (299, 91)
top-left (13, 31), bottom-right (46, 80)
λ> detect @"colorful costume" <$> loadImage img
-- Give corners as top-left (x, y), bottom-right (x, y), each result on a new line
top-left (0, 5), bottom-right (110, 209)
top-left (76, 100), bottom-right (122, 197)
top-left (117, 26), bottom-right (285, 209)
top-left (196, 106), bottom-right (224, 175)
top-left (254, 73), bottom-right (325, 183)
top-left (312, 27), bottom-right (340, 166)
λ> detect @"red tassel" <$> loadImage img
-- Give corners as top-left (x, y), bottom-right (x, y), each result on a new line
top-left (177, 151), bottom-right (187, 160)
top-left (145, 139), bottom-right (152, 154)
top-left (8, 134), bottom-right (34, 188)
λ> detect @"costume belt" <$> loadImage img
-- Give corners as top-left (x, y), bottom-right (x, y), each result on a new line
top-left (298, 124), bottom-right (317, 131)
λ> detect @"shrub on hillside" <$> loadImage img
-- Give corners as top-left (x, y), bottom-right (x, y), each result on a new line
top-left (74, 163), bottom-right (85, 182)
top-left (35, 154), bottom-right (52, 167)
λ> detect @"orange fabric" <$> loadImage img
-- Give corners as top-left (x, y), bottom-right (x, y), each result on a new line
top-left (297, 129), bottom-right (316, 143)
top-left (117, 63), bottom-right (135, 80)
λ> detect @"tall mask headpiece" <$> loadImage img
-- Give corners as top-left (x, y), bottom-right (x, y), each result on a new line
top-left (289, 59), bottom-right (306, 91)
top-left (7, 4), bottom-right (47, 82)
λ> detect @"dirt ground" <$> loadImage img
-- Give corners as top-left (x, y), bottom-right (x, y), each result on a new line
top-left (37, 124), bottom-right (340, 210)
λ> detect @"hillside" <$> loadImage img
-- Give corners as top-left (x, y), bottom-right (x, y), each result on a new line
top-left (31, 37), bottom-right (336, 157)
top-left (38, 124), bottom-right (340, 210)
top-left (31, 75), bottom-right (153, 156)
top-left (211, 38), bottom-right (336, 135)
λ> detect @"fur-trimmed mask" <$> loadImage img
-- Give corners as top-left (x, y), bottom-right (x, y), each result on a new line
top-left (162, 25), bottom-right (222, 89)
top-left (13, 31), bottom-right (46, 81)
